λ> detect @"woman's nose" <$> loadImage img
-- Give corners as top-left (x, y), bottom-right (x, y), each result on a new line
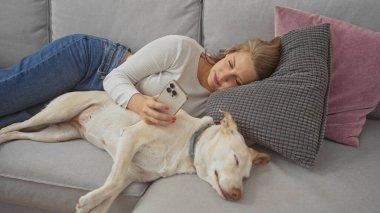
top-left (219, 71), bottom-right (234, 83)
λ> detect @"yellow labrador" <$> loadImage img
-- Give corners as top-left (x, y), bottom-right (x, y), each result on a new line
top-left (0, 91), bottom-right (270, 213)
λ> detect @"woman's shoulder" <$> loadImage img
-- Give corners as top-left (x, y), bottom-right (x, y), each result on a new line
top-left (156, 34), bottom-right (197, 42)
top-left (152, 35), bottom-right (202, 49)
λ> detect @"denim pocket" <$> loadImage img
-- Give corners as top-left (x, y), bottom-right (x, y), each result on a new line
top-left (97, 43), bottom-right (128, 80)
top-left (74, 37), bottom-right (128, 91)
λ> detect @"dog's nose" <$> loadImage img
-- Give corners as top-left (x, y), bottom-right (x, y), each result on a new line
top-left (226, 188), bottom-right (241, 200)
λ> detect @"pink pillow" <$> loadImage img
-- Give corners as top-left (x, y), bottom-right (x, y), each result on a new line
top-left (275, 6), bottom-right (380, 147)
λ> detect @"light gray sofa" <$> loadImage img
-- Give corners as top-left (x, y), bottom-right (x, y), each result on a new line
top-left (1, 0), bottom-right (379, 213)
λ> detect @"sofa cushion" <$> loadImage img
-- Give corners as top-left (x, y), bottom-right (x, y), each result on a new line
top-left (0, 0), bottom-right (49, 67)
top-left (202, 0), bottom-right (380, 54)
top-left (132, 119), bottom-right (380, 213)
top-left (51, 0), bottom-right (202, 51)
top-left (0, 140), bottom-right (149, 212)
top-left (275, 6), bottom-right (380, 147)
top-left (0, 202), bottom-right (52, 213)
top-left (206, 24), bottom-right (330, 168)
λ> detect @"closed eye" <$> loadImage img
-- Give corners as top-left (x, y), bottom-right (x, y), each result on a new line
top-left (234, 154), bottom-right (239, 167)
top-left (235, 77), bottom-right (242, 86)
top-left (228, 60), bottom-right (234, 69)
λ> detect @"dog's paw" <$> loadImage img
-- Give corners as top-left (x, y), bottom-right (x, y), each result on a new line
top-left (0, 131), bottom-right (16, 144)
top-left (0, 128), bottom-right (6, 135)
top-left (0, 125), bottom-right (15, 135)
top-left (76, 199), bottom-right (108, 213)
top-left (88, 204), bottom-right (109, 213)
top-left (0, 122), bottom-right (24, 135)
top-left (76, 191), bottom-right (109, 213)
top-left (76, 194), bottom-right (95, 213)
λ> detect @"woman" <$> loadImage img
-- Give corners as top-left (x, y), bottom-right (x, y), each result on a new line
top-left (0, 34), bottom-right (281, 128)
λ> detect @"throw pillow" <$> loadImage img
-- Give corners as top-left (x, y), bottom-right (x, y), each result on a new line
top-left (275, 6), bottom-right (380, 147)
top-left (206, 24), bottom-right (331, 168)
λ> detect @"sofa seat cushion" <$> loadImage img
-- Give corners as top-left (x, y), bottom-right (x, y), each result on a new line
top-left (0, 139), bottom-right (149, 212)
top-left (132, 119), bottom-right (380, 213)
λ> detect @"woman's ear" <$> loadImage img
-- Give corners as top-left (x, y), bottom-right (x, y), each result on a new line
top-left (270, 36), bottom-right (281, 44)
top-left (248, 148), bottom-right (271, 165)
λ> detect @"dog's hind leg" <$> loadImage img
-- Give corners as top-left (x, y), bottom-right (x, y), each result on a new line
top-left (0, 123), bottom-right (80, 144)
top-left (0, 91), bottom-right (110, 134)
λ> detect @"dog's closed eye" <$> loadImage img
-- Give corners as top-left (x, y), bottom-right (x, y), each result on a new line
top-left (214, 170), bottom-right (219, 178)
top-left (234, 154), bottom-right (239, 167)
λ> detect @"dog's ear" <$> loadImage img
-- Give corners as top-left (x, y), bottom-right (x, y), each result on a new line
top-left (249, 148), bottom-right (271, 165)
top-left (219, 110), bottom-right (237, 135)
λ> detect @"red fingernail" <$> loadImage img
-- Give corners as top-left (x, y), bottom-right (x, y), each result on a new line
top-left (162, 106), bottom-right (170, 110)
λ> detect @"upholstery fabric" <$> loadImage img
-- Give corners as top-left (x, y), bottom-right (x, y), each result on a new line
top-left (51, 0), bottom-right (202, 51)
top-left (368, 106), bottom-right (380, 120)
top-left (0, 0), bottom-right (49, 67)
top-left (203, 0), bottom-right (380, 55)
top-left (275, 6), bottom-right (380, 146)
top-left (0, 140), bottom-right (148, 212)
top-left (206, 24), bottom-right (331, 168)
top-left (132, 119), bottom-right (380, 213)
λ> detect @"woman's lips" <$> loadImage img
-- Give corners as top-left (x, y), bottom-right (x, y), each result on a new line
top-left (214, 73), bottom-right (221, 87)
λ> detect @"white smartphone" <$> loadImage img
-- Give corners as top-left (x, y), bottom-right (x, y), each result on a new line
top-left (157, 80), bottom-right (188, 115)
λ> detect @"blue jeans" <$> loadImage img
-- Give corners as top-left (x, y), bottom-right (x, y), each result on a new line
top-left (0, 34), bottom-right (129, 127)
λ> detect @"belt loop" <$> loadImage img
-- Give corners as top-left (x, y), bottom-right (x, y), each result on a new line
top-left (104, 44), bottom-right (117, 71)
top-left (100, 43), bottom-right (129, 80)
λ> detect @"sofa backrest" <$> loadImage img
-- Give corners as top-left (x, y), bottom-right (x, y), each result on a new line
top-left (202, 0), bottom-right (380, 53)
top-left (1, 0), bottom-right (379, 119)
top-left (50, 0), bottom-right (202, 53)
top-left (0, 0), bottom-right (202, 67)
top-left (202, 0), bottom-right (380, 119)
top-left (2, 0), bottom-right (379, 65)
top-left (0, 0), bottom-right (49, 67)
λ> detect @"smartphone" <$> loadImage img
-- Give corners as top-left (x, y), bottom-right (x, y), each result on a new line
top-left (157, 80), bottom-right (188, 115)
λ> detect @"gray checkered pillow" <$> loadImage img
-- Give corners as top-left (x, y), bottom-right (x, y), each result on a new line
top-left (206, 24), bottom-right (330, 168)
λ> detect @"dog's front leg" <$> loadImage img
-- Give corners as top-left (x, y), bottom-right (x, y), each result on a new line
top-left (86, 178), bottom-right (133, 213)
top-left (76, 135), bottom-right (140, 213)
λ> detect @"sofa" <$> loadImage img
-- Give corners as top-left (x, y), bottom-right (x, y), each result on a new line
top-left (1, 0), bottom-right (379, 212)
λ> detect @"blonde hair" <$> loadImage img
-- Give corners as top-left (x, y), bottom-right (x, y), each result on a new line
top-left (210, 37), bottom-right (281, 80)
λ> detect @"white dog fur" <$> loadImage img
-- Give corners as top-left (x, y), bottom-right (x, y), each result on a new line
top-left (0, 91), bottom-right (270, 213)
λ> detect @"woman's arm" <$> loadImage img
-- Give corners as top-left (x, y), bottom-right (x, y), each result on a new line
top-left (103, 35), bottom-right (182, 125)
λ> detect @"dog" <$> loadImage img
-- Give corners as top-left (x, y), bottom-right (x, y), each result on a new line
top-left (0, 91), bottom-right (270, 213)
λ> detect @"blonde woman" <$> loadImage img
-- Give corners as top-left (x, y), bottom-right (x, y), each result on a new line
top-left (0, 34), bottom-right (281, 127)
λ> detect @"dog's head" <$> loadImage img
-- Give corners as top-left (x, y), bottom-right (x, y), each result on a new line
top-left (194, 111), bottom-right (270, 201)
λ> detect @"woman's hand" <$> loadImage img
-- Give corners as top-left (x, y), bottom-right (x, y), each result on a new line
top-left (128, 93), bottom-right (176, 126)
top-left (141, 95), bottom-right (176, 126)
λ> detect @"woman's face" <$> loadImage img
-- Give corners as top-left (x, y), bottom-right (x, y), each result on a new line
top-left (207, 52), bottom-right (258, 92)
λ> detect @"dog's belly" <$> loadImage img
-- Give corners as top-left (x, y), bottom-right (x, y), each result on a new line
top-left (71, 103), bottom-right (141, 149)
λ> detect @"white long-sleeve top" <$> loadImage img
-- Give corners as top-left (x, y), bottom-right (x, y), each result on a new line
top-left (103, 35), bottom-right (211, 117)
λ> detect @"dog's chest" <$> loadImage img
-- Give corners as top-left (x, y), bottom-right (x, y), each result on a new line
top-left (131, 139), bottom-right (195, 178)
